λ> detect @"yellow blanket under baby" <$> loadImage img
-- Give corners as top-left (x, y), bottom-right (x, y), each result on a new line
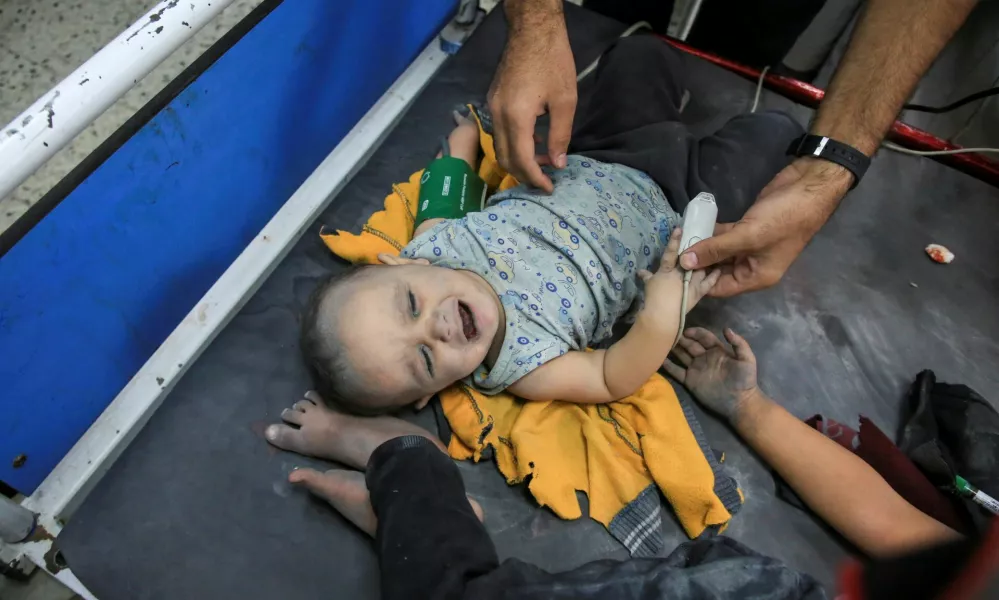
top-left (320, 108), bottom-right (742, 555)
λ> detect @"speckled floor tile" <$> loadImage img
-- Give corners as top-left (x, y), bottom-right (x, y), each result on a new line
top-left (0, 568), bottom-right (77, 600)
top-left (0, 0), bottom-right (264, 232)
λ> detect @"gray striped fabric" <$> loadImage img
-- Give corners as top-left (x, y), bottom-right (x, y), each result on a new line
top-left (607, 396), bottom-right (743, 556)
top-left (608, 484), bottom-right (664, 557)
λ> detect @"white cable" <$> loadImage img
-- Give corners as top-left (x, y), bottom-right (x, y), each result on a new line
top-left (882, 140), bottom-right (999, 156)
top-left (575, 26), bottom-right (998, 341)
top-left (750, 66), bottom-right (770, 113)
top-left (673, 271), bottom-right (692, 349)
top-left (577, 26), bottom-right (999, 156)
top-left (577, 21), bottom-right (653, 82)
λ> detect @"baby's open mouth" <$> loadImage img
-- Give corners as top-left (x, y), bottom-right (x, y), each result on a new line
top-left (458, 301), bottom-right (478, 340)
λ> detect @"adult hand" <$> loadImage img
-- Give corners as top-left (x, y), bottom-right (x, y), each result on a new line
top-left (488, 5), bottom-right (576, 194)
top-left (663, 327), bottom-right (760, 424)
top-left (679, 158), bottom-right (853, 297)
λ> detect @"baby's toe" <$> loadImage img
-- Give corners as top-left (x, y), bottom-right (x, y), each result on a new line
top-left (289, 469), bottom-right (377, 536)
top-left (288, 467), bottom-right (327, 489)
top-left (288, 469), bottom-right (348, 506)
top-left (281, 408), bottom-right (304, 426)
top-left (265, 423), bottom-right (307, 454)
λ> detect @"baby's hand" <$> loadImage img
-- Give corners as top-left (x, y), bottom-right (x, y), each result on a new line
top-left (638, 228), bottom-right (720, 322)
top-left (663, 327), bottom-right (760, 424)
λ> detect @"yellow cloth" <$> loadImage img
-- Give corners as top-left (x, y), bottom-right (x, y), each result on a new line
top-left (321, 107), bottom-right (740, 542)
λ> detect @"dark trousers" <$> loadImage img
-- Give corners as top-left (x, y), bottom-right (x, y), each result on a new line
top-left (571, 34), bottom-right (804, 222)
top-left (366, 436), bottom-right (825, 600)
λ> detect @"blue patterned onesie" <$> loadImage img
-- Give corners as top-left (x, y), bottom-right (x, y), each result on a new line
top-left (402, 156), bottom-right (678, 394)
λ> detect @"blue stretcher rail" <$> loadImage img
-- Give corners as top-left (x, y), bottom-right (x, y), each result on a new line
top-left (0, 0), bottom-right (457, 493)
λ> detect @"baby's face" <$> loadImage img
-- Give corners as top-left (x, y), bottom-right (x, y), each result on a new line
top-left (333, 261), bottom-right (501, 409)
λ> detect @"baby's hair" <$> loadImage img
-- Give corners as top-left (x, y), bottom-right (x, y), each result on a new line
top-left (300, 265), bottom-right (393, 417)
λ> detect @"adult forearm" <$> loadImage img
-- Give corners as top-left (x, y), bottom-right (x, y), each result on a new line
top-left (504, 0), bottom-right (565, 36)
top-left (734, 390), bottom-right (959, 557)
top-left (812, 0), bottom-right (977, 156)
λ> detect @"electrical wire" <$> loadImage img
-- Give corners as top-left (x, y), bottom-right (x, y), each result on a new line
top-left (673, 271), bottom-right (692, 349)
top-left (663, 40), bottom-right (990, 338)
top-left (903, 86), bottom-right (999, 114)
top-left (585, 31), bottom-right (997, 289)
top-left (745, 61), bottom-right (999, 157)
top-left (577, 21), bottom-right (653, 82)
top-left (952, 75), bottom-right (999, 144)
top-left (882, 141), bottom-right (999, 156)
top-left (750, 66), bottom-right (770, 113)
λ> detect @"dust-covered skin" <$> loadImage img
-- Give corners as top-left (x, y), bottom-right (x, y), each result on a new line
top-left (286, 468), bottom-right (485, 537)
top-left (265, 391), bottom-right (445, 469)
top-left (266, 391), bottom-right (483, 536)
top-left (663, 327), bottom-right (759, 424)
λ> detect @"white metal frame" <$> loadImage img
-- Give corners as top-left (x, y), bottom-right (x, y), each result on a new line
top-left (0, 0), bottom-right (236, 201)
top-left (5, 15), bottom-right (480, 600)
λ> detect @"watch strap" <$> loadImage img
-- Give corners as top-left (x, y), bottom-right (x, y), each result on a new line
top-left (789, 134), bottom-right (871, 189)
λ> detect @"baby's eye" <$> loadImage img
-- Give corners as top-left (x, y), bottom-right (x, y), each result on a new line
top-left (408, 291), bottom-right (419, 317)
top-left (421, 346), bottom-right (434, 377)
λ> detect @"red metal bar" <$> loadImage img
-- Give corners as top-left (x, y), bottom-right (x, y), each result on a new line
top-left (658, 35), bottom-right (999, 189)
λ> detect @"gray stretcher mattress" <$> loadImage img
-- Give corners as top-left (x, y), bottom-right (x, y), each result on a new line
top-left (58, 5), bottom-right (999, 599)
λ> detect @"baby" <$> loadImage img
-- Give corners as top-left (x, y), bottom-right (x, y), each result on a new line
top-left (301, 113), bottom-right (718, 415)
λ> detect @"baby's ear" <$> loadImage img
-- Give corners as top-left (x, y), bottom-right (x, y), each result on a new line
top-left (413, 394), bottom-right (433, 411)
top-left (377, 253), bottom-right (430, 266)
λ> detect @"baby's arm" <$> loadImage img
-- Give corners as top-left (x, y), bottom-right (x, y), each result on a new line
top-left (508, 229), bottom-right (719, 403)
top-left (507, 318), bottom-right (680, 403)
top-left (414, 218), bottom-right (446, 239)
top-left (412, 114), bottom-right (481, 239)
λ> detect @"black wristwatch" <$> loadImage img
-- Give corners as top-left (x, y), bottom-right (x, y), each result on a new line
top-left (789, 134), bottom-right (871, 189)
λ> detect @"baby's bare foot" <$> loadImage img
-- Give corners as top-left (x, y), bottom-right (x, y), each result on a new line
top-left (265, 391), bottom-right (445, 470)
top-left (290, 469), bottom-right (378, 535)
top-left (289, 468), bottom-right (484, 537)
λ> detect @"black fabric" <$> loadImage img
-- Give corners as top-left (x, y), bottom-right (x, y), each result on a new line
top-left (367, 436), bottom-right (498, 600)
top-left (860, 531), bottom-right (980, 600)
top-left (366, 436), bottom-right (826, 600)
top-left (686, 0), bottom-right (828, 69)
top-left (583, 0), bottom-right (675, 33)
top-left (470, 538), bottom-right (826, 600)
top-left (571, 35), bottom-right (804, 221)
top-left (900, 370), bottom-right (999, 533)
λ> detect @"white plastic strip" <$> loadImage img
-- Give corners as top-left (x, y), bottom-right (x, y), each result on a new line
top-left (0, 0), bottom-right (235, 200)
top-left (55, 569), bottom-right (97, 600)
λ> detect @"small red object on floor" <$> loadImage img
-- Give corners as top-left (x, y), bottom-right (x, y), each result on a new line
top-left (926, 244), bottom-right (955, 264)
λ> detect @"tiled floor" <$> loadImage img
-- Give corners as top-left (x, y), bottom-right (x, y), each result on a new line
top-left (0, 0), bottom-right (264, 232)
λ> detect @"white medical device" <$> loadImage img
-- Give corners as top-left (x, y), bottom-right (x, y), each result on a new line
top-left (674, 192), bottom-right (718, 347)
